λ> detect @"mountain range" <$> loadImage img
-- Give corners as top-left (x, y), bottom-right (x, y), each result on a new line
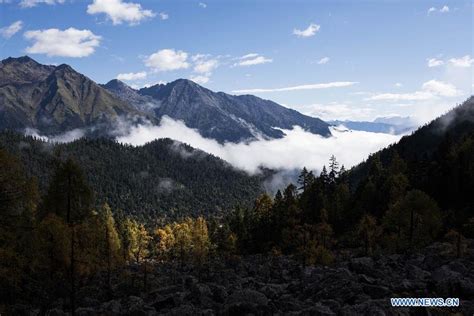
top-left (329, 116), bottom-right (417, 135)
top-left (0, 56), bottom-right (330, 143)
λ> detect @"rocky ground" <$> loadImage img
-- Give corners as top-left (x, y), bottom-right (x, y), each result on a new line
top-left (11, 241), bottom-right (474, 315)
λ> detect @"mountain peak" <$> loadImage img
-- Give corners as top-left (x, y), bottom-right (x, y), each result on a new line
top-left (104, 79), bottom-right (134, 91)
top-left (2, 55), bottom-right (38, 65)
top-left (0, 56), bottom-right (55, 85)
top-left (171, 78), bottom-right (199, 86)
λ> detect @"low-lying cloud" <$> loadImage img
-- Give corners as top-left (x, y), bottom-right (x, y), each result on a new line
top-left (117, 116), bottom-right (402, 174)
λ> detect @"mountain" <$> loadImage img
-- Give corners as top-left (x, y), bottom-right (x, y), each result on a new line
top-left (0, 56), bottom-right (146, 136)
top-left (373, 116), bottom-right (415, 126)
top-left (102, 79), bottom-right (159, 114)
top-left (0, 131), bottom-right (265, 219)
top-left (349, 96), bottom-right (474, 223)
top-left (329, 116), bottom-right (417, 135)
top-left (1, 56), bottom-right (331, 143)
top-left (104, 78), bottom-right (331, 143)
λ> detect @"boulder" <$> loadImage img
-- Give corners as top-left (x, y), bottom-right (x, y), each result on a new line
top-left (225, 289), bottom-right (269, 314)
top-left (100, 299), bottom-right (122, 314)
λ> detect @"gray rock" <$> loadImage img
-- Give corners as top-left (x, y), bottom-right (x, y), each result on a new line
top-left (349, 257), bottom-right (374, 275)
top-left (100, 299), bottom-right (122, 314)
top-left (225, 289), bottom-right (269, 314)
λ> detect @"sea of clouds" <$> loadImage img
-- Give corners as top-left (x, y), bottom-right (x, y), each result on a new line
top-left (116, 116), bottom-right (403, 174)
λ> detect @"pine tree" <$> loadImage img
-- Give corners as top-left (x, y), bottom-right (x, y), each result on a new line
top-left (41, 158), bottom-right (93, 315)
top-left (96, 204), bottom-right (122, 294)
top-left (314, 208), bottom-right (333, 249)
top-left (328, 155), bottom-right (340, 183)
top-left (383, 190), bottom-right (442, 252)
top-left (357, 214), bottom-right (380, 255)
top-left (0, 149), bottom-right (39, 300)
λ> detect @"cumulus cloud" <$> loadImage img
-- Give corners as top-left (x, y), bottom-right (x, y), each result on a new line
top-left (145, 49), bottom-right (189, 72)
top-left (232, 81), bottom-right (357, 94)
top-left (427, 5), bottom-right (449, 14)
top-left (234, 53), bottom-right (272, 67)
top-left (117, 71), bottom-right (147, 81)
top-left (0, 20), bottom-right (22, 38)
top-left (87, 0), bottom-right (155, 25)
top-left (427, 58), bottom-right (444, 67)
top-left (293, 23), bottom-right (320, 38)
top-left (440, 5), bottom-right (449, 13)
top-left (421, 79), bottom-right (460, 97)
top-left (394, 83), bottom-right (403, 87)
top-left (317, 57), bottom-right (330, 64)
top-left (188, 55), bottom-right (219, 84)
top-left (117, 116), bottom-right (401, 174)
top-left (19, 0), bottom-right (64, 8)
top-left (159, 12), bottom-right (169, 20)
top-left (366, 80), bottom-right (461, 101)
top-left (449, 55), bottom-right (473, 67)
top-left (198, 2), bottom-right (206, 8)
top-left (24, 27), bottom-right (101, 57)
top-left (193, 57), bottom-right (218, 74)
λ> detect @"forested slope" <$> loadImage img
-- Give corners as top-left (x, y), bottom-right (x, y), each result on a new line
top-left (0, 132), bottom-right (264, 220)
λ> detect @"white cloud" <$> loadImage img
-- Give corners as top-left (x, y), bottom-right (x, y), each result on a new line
top-left (367, 92), bottom-right (434, 101)
top-left (0, 20), bottom-right (22, 38)
top-left (367, 79), bottom-right (461, 101)
top-left (25, 128), bottom-right (85, 143)
top-left (394, 83), bottom-right (403, 87)
top-left (145, 49), bottom-right (189, 72)
top-left (293, 23), bottom-right (320, 38)
top-left (234, 53), bottom-right (272, 67)
top-left (19, 0), bottom-right (64, 8)
top-left (159, 12), bottom-right (169, 20)
top-left (117, 117), bottom-right (401, 174)
top-left (449, 55), bottom-right (473, 67)
top-left (427, 5), bottom-right (450, 14)
top-left (440, 5), bottom-right (449, 13)
top-left (198, 2), bottom-right (207, 8)
top-left (427, 58), bottom-right (444, 67)
top-left (193, 58), bottom-right (218, 74)
top-left (24, 27), bottom-right (101, 58)
top-left (87, 0), bottom-right (155, 25)
top-left (232, 81), bottom-right (357, 94)
top-left (317, 57), bottom-right (330, 65)
top-left (421, 79), bottom-right (460, 97)
top-left (140, 80), bottom-right (167, 88)
top-left (189, 75), bottom-right (209, 85)
top-left (117, 71), bottom-right (147, 81)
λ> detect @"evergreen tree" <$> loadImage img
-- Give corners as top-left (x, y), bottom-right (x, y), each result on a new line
top-left (357, 214), bottom-right (380, 255)
top-left (40, 158), bottom-right (93, 315)
top-left (0, 149), bottom-right (39, 301)
top-left (383, 190), bottom-right (442, 252)
top-left (328, 155), bottom-right (340, 183)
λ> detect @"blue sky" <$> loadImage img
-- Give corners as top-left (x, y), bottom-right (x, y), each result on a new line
top-left (1, 0), bottom-right (472, 123)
